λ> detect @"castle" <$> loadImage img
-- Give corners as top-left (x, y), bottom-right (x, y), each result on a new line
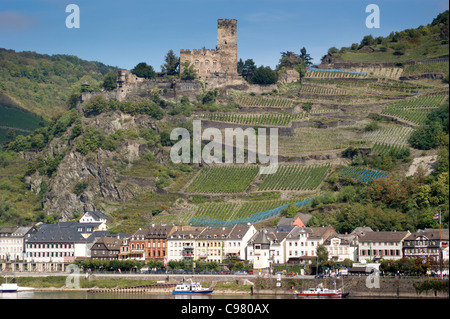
top-left (180, 19), bottom-right (238, 78)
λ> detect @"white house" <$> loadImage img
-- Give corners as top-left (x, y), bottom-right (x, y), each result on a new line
top-left (79, 211), bottom-right (110, 230)
top-left (323, 234), bottom-right (358, 262)
top-left (247, 226), bottom-right (295, 269)
top-left (0, 226), bottom-right (35, 261)
top-left (167, 226), bottom-right (205, 262)
top-left (285, 226), bottom-right (337, 264)
top-left (224, 224), bottom-right (256, 261)
top-left (358, 231), bottom-right (410, 262)
top-left (25, 222), bottom-right (108, 263)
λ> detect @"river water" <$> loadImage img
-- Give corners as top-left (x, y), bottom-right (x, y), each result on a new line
top-left (0, 291), bottom-right (293, 299)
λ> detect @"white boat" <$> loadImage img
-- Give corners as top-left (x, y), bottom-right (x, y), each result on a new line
top-left (172, 281), bottom-right (213, 295)
top-left (294, 287), bottom-right (347, 298)
top-left (0, 282), bottom-right (35, 293)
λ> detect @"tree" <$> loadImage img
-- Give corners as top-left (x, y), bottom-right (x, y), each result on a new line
top-left (237, 58), bottom-right (244, 75)
top-left (283, 202), bottom-right (298, 218)
top-left (240, 59), bottom-right (256, 81)
top-left (84, 95), bottom-right (108, 116)
top-left (180, 61), bottom-right (197, 80)
top-left (161, 50), bottom-right (179, 76)
top-left (277, 51), bottom-right (301, 70)
top-left (131, 62), bottom-right (156, 79)
top-left (328, 47), bottom-right (339, 55)
top-left (299, 47), bottom-right (313, 66)
top-left (102, 71), bottom-right (117, 90)
top-left (250, 66), bottom-right (278, 85)
top-left (316, 244), bottom-right (329, 273)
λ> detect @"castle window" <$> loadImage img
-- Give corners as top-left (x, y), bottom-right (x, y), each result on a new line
top-left (213, 61), bottom-right (217, 66)
top-left (195, 60), bottom-right (199, 66)
top-left (205, 60), bottom-right (209, 66)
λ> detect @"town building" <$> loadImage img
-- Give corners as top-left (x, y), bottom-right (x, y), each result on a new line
top-left (90, 236), bottom-right (123, 260)
top-left (79, 211), bottom-right (111, 229)
top-left (247, 226), bottom-right (296, 270)
top-left (403, 228), bottom-right (449, 262)
top-left (0, 226), bottom-right (35, 261)
top-left (357, 231), bottom-right (410, 262)
top-left (224, 224), bottom-right (257, 261)
top-left (323, 233), bottom-right (358, 262)
top-left (167, 226), bottom-right (205, 262)
top-left (25, 222), bottom-right (108, 263)
top-left (145, 225), bottom-right (176, 261)
top-left (126, 228), bottom-right (149, 261)
top-left (195, 227), bottom-right (231, 263)
top-left (285, 226), bottom-right (337, 264)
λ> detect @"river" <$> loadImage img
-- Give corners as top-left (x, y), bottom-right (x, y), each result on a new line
top-left (0, 290), bottom-right (292, 299)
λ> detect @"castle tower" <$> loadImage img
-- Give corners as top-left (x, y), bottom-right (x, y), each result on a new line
top-left (179, 19), bottom-right (238, 78)
top-left (217, 19), bottom-right (238, 76)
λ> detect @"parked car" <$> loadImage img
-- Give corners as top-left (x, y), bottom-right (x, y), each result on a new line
top-left (248, 269), bottom-right (254, 275)
top-left (285, 271), bottom-right (296, 277)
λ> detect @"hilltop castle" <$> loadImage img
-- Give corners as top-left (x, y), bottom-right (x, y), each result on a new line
top-left (180, 19), bottom-right (238, 78)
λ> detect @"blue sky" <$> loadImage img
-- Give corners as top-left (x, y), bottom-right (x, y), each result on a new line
top-left (0, 0), bottom-right (448, 70)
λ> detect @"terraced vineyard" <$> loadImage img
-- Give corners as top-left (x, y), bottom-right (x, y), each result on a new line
top-left (355, 67), bottom-right (403, 79)
top-left (278, 127), bottom-right (364, 155)
top-left (403, 61), bottom-right (449, 76)
top-left (258, 164), bottom-right (330, 191)
top-left (235, 95), bottom-right (296, 108)
top-left (339, 166), bottom-right (389, 183)
top-left (185, 165), bottom-right (259, 193)
top-left (299, 83), bottom-right (353, 96)
top-left (371, 142), bottom-right (410, 157)
top-left (381, 93), bottom-right (447, 125)
top-left (305, 68), bottom-right (367, 78)
top-left (200, 112), bottom-right (307, 126)
top-left (362, 126), bottom-right (414, 146)
top-left (188, 197), bottom-right (313, 227)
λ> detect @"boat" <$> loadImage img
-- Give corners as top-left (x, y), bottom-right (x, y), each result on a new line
top-left (0, 282), bottom-right (35, 293)
top-left (294, 287), bottom-right (348, 298)
top-left (172, 281), bottom-right (213, 295)
top-left (294, 281), bottom-right (349, 298)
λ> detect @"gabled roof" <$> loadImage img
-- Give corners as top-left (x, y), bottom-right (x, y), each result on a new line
top-left (83, 211), bottom-right (109, 221)
top-left (26, 222), bottom-right (105, 244)
top-left (146, 225), bottom-right (176, 238)
top-left (277, 213), bottom-right (311, 227)
top-left (286, 225), bottom-right (337, 241)
top-left (227, 224), bottom-right (252, 240)
top-left (91, 236), bottom-right (122, 251)
top-left (169, 226), bottom-right (205, 240)
top-left (358, 231), bottom-right (410, 242)
top-left (197, 227), bottom-right (232, 240)
top-left (405, 228), bottom-right (449, 241)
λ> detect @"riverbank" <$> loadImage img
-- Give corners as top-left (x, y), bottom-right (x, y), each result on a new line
top-left (1, 273), bottom-right (448, 298)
